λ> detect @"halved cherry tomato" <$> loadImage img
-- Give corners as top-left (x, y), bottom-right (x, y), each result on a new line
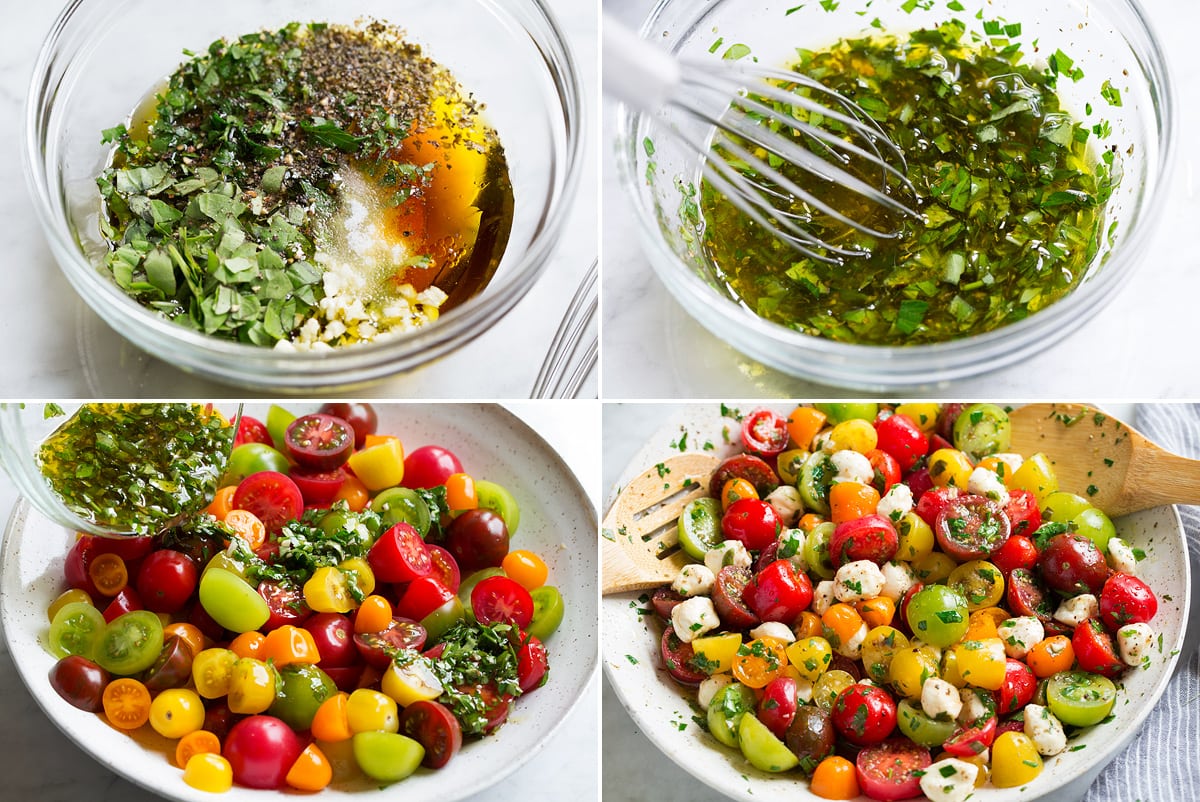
top-left (829, 514), bottom-right (898, 567)
top-left (721, 477), bottom-right (759, 510)
top-left (757, 676), bottom-right (799, 739)
top-left (742, 409), bottom-right (790, 457)
top-left (990, 534), bottom-right (1039, 575)
top-left (943, 689), bottom-right (997, 757)
top-left (517, 635), bottom-right (549, 693)
top-left (1004, 489), bottom-right (1042, 538)
top-left (935, 495), bottom-right (1011, 561)
top-left (232, 471), bottom-right (304, 535)
top-left (1027, 635), bottom-right (1075, 678)
top-left (712, 566), bottom-right (760, 630)
top-left (743, 560), bottom-right (812, 625)
top-left (257, 579), bottom-right (312, 631)
top-left (708, 453), bottom-right (780, 500)
top-left (289, 467), bottom-right (347, 506)
top-left (832, 685), bottom-right (896, 746)
top-left (368, 522), bottom-right (433, 583)
top-left (471, 576), bottom-right (533, 629)
top-left (176, 729), bottom-right (222, 770)
top-left (229, 631), bottom-right (267, 660)
top-left (998, 658), bottom-right (1037, 714)
top-left (864, 449), bottom-right (901, 495)
top-left (224, 509), bottom-right (267, 550)
top-left (1073, 619), bottom-right (1125, 678)
top-left (828, 482), bottom-right (881, 524)
top-left (262, 624), bottom-right (320, 668)
top-left (102, 677), bottom-right (151, 729)
top-left (397, 577), bottom-right (457, 623)
top-left (285, 743), bottom-right (333, 792)
top-left (427, 545), bottom-right (462, 593)
top-left (722, 499), bottom-right (781, 552)
top-left (88, 553), bottom-right (128, 597)
top-left (311, 692), bottom-right (353, 742)
top-left (855, 739), bottom-right (930, 801)
top-left (732, 638), bottom-right (788, 689)
top-left (333, 472), bottom-right (370, 512)
top-left (354, 595), bottom-right (394, 635)
top-left (786, 406), bottom-right (828, 452)
top-left (398, 699), bottom-right (463, 769)
top-left (1099, 573), bottom-right (1158, 630)
top-left (285, 413), bottom-right (354, 471)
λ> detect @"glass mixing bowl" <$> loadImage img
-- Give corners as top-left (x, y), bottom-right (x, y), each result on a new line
top-left (615, 0), bottom-right (1174, 390)
top-left (24, 0), bottom-right (583, 391)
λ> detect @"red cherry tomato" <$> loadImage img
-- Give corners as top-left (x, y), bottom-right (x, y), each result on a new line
top-left (427, 544), bottom-right (462, 593)
top-left (1006, 567), bottom-right (1054, 623)
top-left (1073, 619), bottom-right (1125, 678)
top-left (234, 415), bottom-right (273, 448)
top-left (829, 514), bottom-right (899, 567)
top-left (855, 739), bottom-right (931, 802)
top-left (223, 715), bottom-right (305, 789)
top-left (232, 471), bottom-right (304, 535)
top-left (1099, 573), bottom-right (1158, 630)
top-left (317, 403), bottom-right (378, 450)
top-left (64, 537), bottom-right (101, 597)
top-left (943, 689), bottom-right (997, 757)
top-left (936, 404), bottom-right (970, 441)
top-left (368, 522), bottom-right (433, 583)
top-left (990, 534), bottom-right (1039, 576)
top-left (288, 467), bottom-right (346, 505)
top-left (257, 579), bottom-right (312, 631)
top-left (742, 560), bottom-right (813, 625)
top-left (354, 618), bottom-right (428, 669)
top-left (757, 676), bottom-right (799, 739)
top-left (874, 413), bottom-right (930, 473)
top-left (398, 699), bottom-right (462, 769)
top-left (517, 635), bottom-right (549, 693)
top-left (452, 681), bottom-right (513, 733)
top-left (934, 495), bottom-right (1012, 561)
top-left (831, 684), bottom-right (897, 746)
top-left (302, 613), bottom-right (358, 668)
top-left (913, 485), bottom-right (960, 527)
top-left (711, 566), bottom-right (760, 630)
top-left (284, 413), bottom-right (355, 471)
top-left (741, 409), bottom-right (790, 457)
top-left (998, 659), bottom-right (1037, 714)
top-left (135, 549), bottom-right (198, 614)
top-left (721, 498), bottom-right (781, 552)
top-left (865, 449), bottom-right (901, 495)
top-left (1037, 533), bottom-right (1110, 596)
top-left (102, 586), bottom-right (143, 623)
top-left (1004, 489), bottom-right (1042, 538)
top-left (471, 576), bottom-right (534, 629)
top-left (905, 467), bottom-right (934, 504)
top-left (397, 577), bottom-right (457, 623)
top-left (402, 445), bottom-right (464, 489)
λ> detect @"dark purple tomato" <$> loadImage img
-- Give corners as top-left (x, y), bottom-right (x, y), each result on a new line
top-left (317, 403), bottom-right (378, 449)
top-left (142, 635), bottom-right (194, 692)
top-left (445, 509), bottom-right (509, 573)
top-left (49, 655), bottom-right (109, 712)
top-left (1037, 533), bottom-right (1111, 596)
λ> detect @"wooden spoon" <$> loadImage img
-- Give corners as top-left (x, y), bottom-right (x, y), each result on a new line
top-left (1008, 402), bottom-right (1200, 516)
top-left (601, 453), bottom-right (721, 595)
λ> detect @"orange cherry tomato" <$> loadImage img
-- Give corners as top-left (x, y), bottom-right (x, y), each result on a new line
top-left (362, 434), bottom-right (401, 450)
top-left (229, 631), bottom-right (267, 660)
top-left (175, 729), bottom-right (222, 769)
top-left (857, 596), bottom-right (896, 629)
top-left (721, 477), bottom-right (759, 510)
top-left (822, 604), bottom-right (866, 648)
top-left (828, 481), bottom-right (881, 524)
top-left (732, 638), bottom-right (788, 689)
top-left (501, 550), bottom-right (550, 591)
top-left (787, 406), bottom-right (828, 451)
top-left (223, 509), bottom-right (267, 551)
top-left (798, 513), bottom-right (827, 533)
top-left (333, 473), bottom-right (370, 512)
top-left (205, 486), bottom-right (237, 520)
top-left (810, 756), bottom-right (860, 799)
top-left (286, 743), bottom-right (333, 792)
top-left (965, 607), bottom-right (1008, 641)
top-left (310, 692), bottom-right (353, 742)
top-left (88, 552), bottom-right (128, 597)
top-left (102, 678), bottom-right (151, 730)
top-left (354, 595), bottom-right (394, 635)
top-left (794, 611), bottom-right (823, 640)
top-left (1027, 635), bottom-right (1075, 678)
top-left (445, 473), bottom-right (479, 513)
top-left (163, 622), bottom-right (207, 658)
top-left (262, 624), bottom-right (320, 668)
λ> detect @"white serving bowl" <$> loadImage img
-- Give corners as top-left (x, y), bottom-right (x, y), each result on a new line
top-left (602, 404), bottom-right (1189, 802)
top-left (1, 403), bottom-right (597, 802)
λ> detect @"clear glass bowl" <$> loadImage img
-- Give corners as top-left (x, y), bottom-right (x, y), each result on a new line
top-left (0, 402), bottom-right (239, 538)
top-left (615, 0), bottom-right (1175, 391)
top-left (24, 0), bottom-right (583, 391)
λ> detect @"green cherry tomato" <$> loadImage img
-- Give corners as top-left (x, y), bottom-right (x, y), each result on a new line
top-left (896, 698), bottom-right (956, 747)
top-left (199, 568), bottom-right (270, 633)
top-left (803, 522), bottom-right (837, 580)
top-left (528, 586), bottom-right (565, 641)
top-left (48, 602), bottom-right (106, 661)
top-left (420, 597), bottom-right (466, 642)
top-left (776, 449), bottom-right (808, 487)
top-left (95, 610), bottom-right (164, 675)
top-left (798, 452), bottom-right (837, 516)
top-left (738, 712), bottom-right (800, 772)
top-left (223, 443), bottom-right (289, 486)
top-left (1041, 492), bottom-right (1091, 523)
top-left (352, 731), bottom-right (425, 783)
top-left (474, 480), bottom-right (521, 536)
top-left (678, 497), bottom-right (724, 561)
top-left (813, 403), bottom-right (879, 425)
top-left (1071, 507), bottom-right (1116, 554)
top-left (266, 404), bottom-right (297, 452)
top-left (905, 585), bottom-right (969, 648)
top-left (952, 403), bottom-right (1012, 461)
top-left (371, 487), bottom-right (433, 538)
top-left (708, 682), bottom-right (758, 747)
top-left (269, 663), bottom-right (337, 731)
top-left (1046, 670), bottom-right (1116, 727)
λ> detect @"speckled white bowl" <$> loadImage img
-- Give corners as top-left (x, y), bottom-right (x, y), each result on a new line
top-left (1, 403), bottom-right (597, 802)
top-left (602, 404), bottom-right (1189, 802)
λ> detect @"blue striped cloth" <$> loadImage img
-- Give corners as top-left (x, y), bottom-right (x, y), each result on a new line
top-left (1086, 404), bottom-right (1200, 802)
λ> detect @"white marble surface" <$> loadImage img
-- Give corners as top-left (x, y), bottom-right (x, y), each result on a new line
top-left (0, 401), bottom-right (601, 802)
top-left (601, 0), bottom-right (1200, 398)
top-left (0, 0), bottom-right (597, 399)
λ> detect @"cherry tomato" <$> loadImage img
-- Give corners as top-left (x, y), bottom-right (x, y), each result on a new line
top-left (88, 552), bottom-right (128, 597)
top-left (998, 658), bottom-right (1037, 714)
top-left (943, 689), bottom-right (997, 757)
top-left (102, 677), bottom-right (151, 729)
top-left (135, 549), bottom-right (197, 614)
top-left (354, 618), bottom-right (428, 669)
top-left (855, 739), bottom-right (931, 801)
top-left (232, 471), bottom-right (304, 535)
top-left (398, 699), bottom-right (462, 769)
top-left (402, 445), bottom-right (464, 489)
top-left (786, 406), bottom-right (828, 451)
top-left (1027, 635), bottom-right (1076, 677)
top-left (990, 534), bottom-right (1039, 575)
top-left (811, 755), bottom-right (860, 800)
top-left (225, 443), bottom-right (290, 485)
top-left (517, 635), bottom-right (549, 693)
top-left (831, 684), bottom-right (897, 746)
top-left (757, 676), bottom-right (799, 739)
top-left (64, 537), bottom-right (102, 597)
top-left (258, 579), bottom-right (312, 631)
top-left (428, 544), bottom-right (462, 593)
top-left (284, 413), bottom-right (354, 470)
top-left (1007, 567), bottom-right (1054, 622)
top-left (935, 495), bottom-right (1012, 561)
top-left (471, 576), bottom-right (534, 629)
top-left (234, 415), bottom-right (272, 448)
top-left (445, 509), bottom-right (510, 572)
top-left (289, 467), bottom-right (347, 505)
top-left (150, 688), bottom-right (206, 739)
top-left (732, 637), bottom-right (788, 689)
top-left (913, 486), bottom-right (960, 528)
top-left (398, 576), bottom-right (457, 622)
top-left (262, 624), bottom-right (321, 668)
top-left (143, 635), bottom-right (196, 692)
top-left (742, 408), bottom-right (790, 457)
top-left (829, 514), bottom-right (899, 567)
top-left (712, 566), bottom-right (761, 630)
top-left (1004, 489), bottom-right (1042, 538)
top-left (722, 498), bottom-right (781, 552)
top-left (1037, 533), bottom-right (1110, 596)
top-left (1073, 619), bottom-right (1125, 678)
top-left (1099, 572), bottom-right (1158, 630)
top-left (368, 522), bottom-right (433, 583)
top-left (708, 453), bottom-right (780, 500)
top-left (317, 403), bottom-right (378, 449)
top-left (303, 613), bottom-right (358, 667)
top-left (874, 413), bottom-right (930, 473)
top-left (224, 715), bottom-right (305, 790)
top-left (743, 560), bottom-right (813, 625)
top-left (49, 655), bottom-right (110, 712)
top-left (102, 586), bottom-right (143, 623)
top-left (444, 472), bottom-right (478, 512)
top-left (865, 449), bottom-right (901, 495)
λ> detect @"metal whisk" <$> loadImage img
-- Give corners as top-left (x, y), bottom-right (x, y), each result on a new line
top-left (605, 16), bottom-right (920, 262)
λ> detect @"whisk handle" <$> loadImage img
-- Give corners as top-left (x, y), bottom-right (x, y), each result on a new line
top-left (602, 14), bottom-right (681, 111)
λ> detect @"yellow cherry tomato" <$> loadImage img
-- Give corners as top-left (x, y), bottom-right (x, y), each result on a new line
top-left (47, 588), bottom-right (93, 623)
top-left (889, 644), bottom-right (940, 698)
top-left (827, 419), bottom-right (878, 455)
top-left (991, 731), bottom-right (1044, 787)
top-left (860, 626), bottom-right (910, 684)
top-left (228, 658), bottom-right (276, 714)
top-left (964, 607), bottom-right (1008, 641)
top-left (895, 512), bottom-right (935, 562)
top-left (928, 448), bottom-right (973, 489)
top-left (912, 552), bottom-right (956, 585)
top-left (184, 753), bottom-right (234, 793)
top-left (692, 632), bottom-right (743, 675)
top-left (952, 638), bottom-right (1007, 690)
top-left (304, 566), bottom-right (355, 613)
top-left (192, 647), bottom-right (238, 698)
top-left (1010, 452), bottom-right (1059, 505)
top-left (785, 637), bottom-right (834, 683)
top-left (149, 688), bottom-right (206, 739)
top-left (777, 449), bottom-right (809, 486)
top-left (940, 646), bottom-right (966, 688)
top-left (337, 556), bottom-right (376, 596)
top-left (346, 439), bottom-right (405, 491)
top-left (948, 560), bottom-right (1005, 611)
top-left (381, 660), bottom-right (444, 708)
top-left (346, 688), bottom-right (399, 733)
top-left (895, 403), bottom-right (940, 434)
top-left (501, 549), bottom-right (550, 591)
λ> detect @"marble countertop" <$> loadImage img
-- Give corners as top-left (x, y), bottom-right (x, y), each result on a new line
top-left (0, 0), bottom-right (597, 398)
top-left (0, 402), bottom-right (600, 802)
top-left (601, 0), bottom-right (1200, 398)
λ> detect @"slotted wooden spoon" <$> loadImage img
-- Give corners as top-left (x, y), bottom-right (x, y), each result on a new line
top-left (601, 453), bottom-right (721, 595)
top-left (1009, 402), bottom-right (1200, 517)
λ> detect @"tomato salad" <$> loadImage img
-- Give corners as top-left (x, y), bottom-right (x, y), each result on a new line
top-left (649, 403), bottom-right (1159, 802)
top-left (44, 403), bottom-right (564, 793)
